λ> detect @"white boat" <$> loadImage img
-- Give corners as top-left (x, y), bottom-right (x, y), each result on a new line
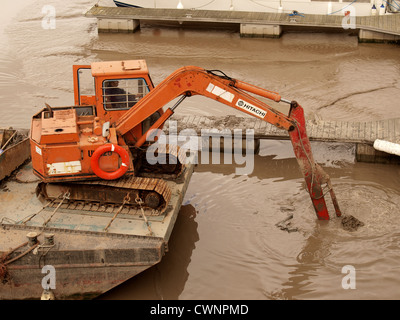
top-left (113, 0), bottom-right (400, 16)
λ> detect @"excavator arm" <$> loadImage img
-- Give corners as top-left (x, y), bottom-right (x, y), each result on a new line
top-left (115, 66), bottom-right (341, 220)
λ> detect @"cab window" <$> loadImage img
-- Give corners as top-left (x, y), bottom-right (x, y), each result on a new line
top-left (77, 67), bottom-right (95, 105)
top-left (102, 78), bottom-right (150, 110)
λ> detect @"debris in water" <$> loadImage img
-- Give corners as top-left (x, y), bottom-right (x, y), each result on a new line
top-left (275, 213), bottom-right (298, 233)
top-left (341, 215), bottom-right (365, 232)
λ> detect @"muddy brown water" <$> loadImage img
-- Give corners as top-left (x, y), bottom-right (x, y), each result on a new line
top-left (1, 0), bottom-right (400, 300)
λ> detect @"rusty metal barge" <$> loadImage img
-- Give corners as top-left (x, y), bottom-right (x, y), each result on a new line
top-left (0, 132), bottom-right (194, 299)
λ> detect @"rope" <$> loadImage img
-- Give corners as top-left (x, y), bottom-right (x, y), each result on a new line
top-left (0, 241), bottom-right (40, 281)
top-left (42, 191), bottom-right (70, 228)
top-left (0, 263), bottom-right (7, 280)
top-left (38, 243), bottom-right (56, 269)
top-left (136, 196), bottom-right (154, 236)
top-left (3, 242), bottom-right (40, 266)
top-left (21, 198), bottom-right (56, 225)
top-left (104, 193), bottom-right (130, 232)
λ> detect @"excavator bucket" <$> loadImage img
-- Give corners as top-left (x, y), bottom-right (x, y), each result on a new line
top-left (288, 102), bottom-right (341, 220)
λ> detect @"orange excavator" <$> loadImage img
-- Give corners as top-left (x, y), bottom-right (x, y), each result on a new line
top-left (30, 60), bottom-right (341, 220)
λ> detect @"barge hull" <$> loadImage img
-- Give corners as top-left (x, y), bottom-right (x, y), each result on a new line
top-left (0, 160), bottom-right (194, 299)
top-left (1, 225), bottom-right (164, 300)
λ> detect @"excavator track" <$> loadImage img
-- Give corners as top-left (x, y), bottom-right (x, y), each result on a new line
top-left (36, 176), bottom-right (172, 216)
top-left (136, 143), bottom-right (189, 180)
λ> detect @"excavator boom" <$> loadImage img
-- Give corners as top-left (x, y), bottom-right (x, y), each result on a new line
top-left (115, 67), bottom-right (294, 135)
top-left (116, 66), bottom-right (341, 220)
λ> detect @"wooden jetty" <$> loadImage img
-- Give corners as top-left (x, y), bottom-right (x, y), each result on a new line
top-left (165, 115), bottom-right (400, 164)
top-left (85, 6), bottom-right (400, 42)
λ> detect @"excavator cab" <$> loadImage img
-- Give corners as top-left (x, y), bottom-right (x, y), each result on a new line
top-left (72, 60), bottom-right (162, 144)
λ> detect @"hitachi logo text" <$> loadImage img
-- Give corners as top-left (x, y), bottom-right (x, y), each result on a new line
top-left (235, 99), bottom-right (266, 118)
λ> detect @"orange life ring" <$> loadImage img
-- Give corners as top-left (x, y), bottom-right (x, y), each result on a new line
top-left (90, 144), bottom-right (130, 180)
